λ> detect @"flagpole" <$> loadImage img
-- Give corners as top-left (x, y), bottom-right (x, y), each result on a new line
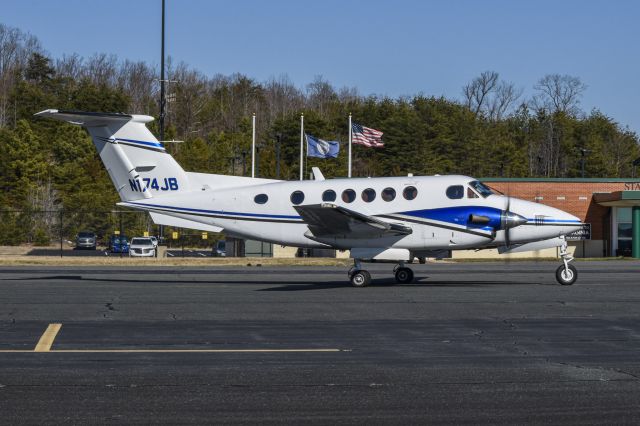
top-left (348, 113), bottom-right (352, 178)
top-left (251, 113), bottom-right (256, 178)
top-left (300, 113), bottom-right (304, 181)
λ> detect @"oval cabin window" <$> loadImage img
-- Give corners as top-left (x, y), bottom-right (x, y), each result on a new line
top-left (342, 189), bottom-right (356, 203)
top-left (361, 188), bottom-right (376, 202)
top-left (254, 194), bottom-right (268, 204)
top-left (322, 190), bottom-right (336, 202)
top-left (403, 186), bottom-right (418, 200)
top-left (290, 191), bottom-right (305, 205)
top-left (381, 187), bottom-right (396, 202)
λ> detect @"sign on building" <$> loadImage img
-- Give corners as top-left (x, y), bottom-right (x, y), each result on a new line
top-left (566, 223), bottom-right (591, 241)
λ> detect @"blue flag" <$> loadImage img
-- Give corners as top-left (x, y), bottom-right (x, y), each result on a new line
top-left (305, 133), bottom-right (340, 158)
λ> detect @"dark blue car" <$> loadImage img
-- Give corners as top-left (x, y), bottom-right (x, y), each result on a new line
top-left (109, 235), bottom-right (129, 253)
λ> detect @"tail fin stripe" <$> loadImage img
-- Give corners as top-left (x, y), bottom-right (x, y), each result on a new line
top-left (95, 136), bottom-right (166, 153)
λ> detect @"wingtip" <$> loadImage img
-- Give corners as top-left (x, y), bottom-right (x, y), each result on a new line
top-left (34, 109), bottom-right (58, 117)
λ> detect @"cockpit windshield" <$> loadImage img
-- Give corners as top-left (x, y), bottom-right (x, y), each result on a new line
top-left (469, 181), bottom-right (494, 198)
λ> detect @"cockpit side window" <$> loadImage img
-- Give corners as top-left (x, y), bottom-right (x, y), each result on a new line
top-left (467, 187), bottom-right (479, 198)
top-left (446, 185), bottom-right (464, 200)
top-left (469, 180), bottom-right (494, 198)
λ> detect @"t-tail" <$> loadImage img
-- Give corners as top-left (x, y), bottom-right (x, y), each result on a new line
top-left (35, 109), bottom-right (189, 201)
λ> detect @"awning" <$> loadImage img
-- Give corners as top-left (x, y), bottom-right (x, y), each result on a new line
top-left (593, 191), bottom-right (640, 207)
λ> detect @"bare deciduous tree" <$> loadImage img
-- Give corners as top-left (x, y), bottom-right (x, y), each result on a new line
top-left (306, 75), bottom-right (336, 118)
top-left (463, 71), bottom-right (499, 115)
top-left (463, 71), bottom-right (521, 120)
top-left (0, 24), bottom-right (42, 127)
top-left (533, 74), bottom-right (587, 115)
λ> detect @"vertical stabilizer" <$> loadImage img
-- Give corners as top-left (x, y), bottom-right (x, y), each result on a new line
top-left (35, 109), bottom-right (190, 201)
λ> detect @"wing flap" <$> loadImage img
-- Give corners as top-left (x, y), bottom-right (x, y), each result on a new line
top-left (294, 203), bottom-right (412, 239)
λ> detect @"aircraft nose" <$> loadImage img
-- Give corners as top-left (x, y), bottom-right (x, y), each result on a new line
top-left (536, 204), bottom-right (583, 234)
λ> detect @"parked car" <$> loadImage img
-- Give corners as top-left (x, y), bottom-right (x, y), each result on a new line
top-left (109, 235), bottom-right (129, 253)
top-left (76, 231), bottom-right (97, 250)
top-left (129, 237), bottom-right (157, 257)
top-left (149, 236), bottom-right (158, 247)
top-left (212, 240), bottom-right (226, 257)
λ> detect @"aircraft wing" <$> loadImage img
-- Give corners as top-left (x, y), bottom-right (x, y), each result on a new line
top-left (294, 203), bottom-right (412, 239)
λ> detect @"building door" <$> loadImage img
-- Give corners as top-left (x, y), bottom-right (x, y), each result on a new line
top-left (615, 207), bottom-right (633, 256)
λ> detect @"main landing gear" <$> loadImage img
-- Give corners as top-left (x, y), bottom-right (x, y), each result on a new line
top-left (348, 260), bottom-right (415, 287)
top-left (555, 237), bottom-right (578, 285)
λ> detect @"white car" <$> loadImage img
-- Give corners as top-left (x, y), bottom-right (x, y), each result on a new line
top-left (129, 237), bottom-right (156, 257)
top-left (149, 236), bottom-right (158, 247)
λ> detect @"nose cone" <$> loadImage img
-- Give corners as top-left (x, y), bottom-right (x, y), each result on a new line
top-left (506, 198), bottom-right (583, 243)
top-left (502, 211), bottom-right (528, 229)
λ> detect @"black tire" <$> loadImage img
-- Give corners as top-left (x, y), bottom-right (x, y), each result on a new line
top-left (555, 264), bottom-right (578, 285)
top-left (395, 267), bottom-right (414, 284)
top-left (350, 270), bottom-right (371, 287)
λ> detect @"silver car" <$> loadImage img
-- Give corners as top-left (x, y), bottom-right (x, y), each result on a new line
top-left (129, 237), bottom-right (156, 257)
top-left (76, 231), bottom-right (97, 250)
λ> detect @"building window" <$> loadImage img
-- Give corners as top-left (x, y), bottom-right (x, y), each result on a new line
top-left (617, 207), bottom-right (633, 255)
top-left (445, 185), bottom-right (463, 200)
top-left (381, 187), bottom-right (396, 202)
top-left (361, 188), bottom-right (376, 202)
top-left (342, 189), bottom-right (356, 203)
top-left (322, 190), bottom-right (336, 202)
top-left (290, 191), bottom-right (305, 205)
top-left (403, 186), bottom-right (418, 200)
top-left (254, 194), bottom-right (268, 204)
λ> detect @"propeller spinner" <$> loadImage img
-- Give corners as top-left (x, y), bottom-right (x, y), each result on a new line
top-left (501, 196), bottom-right (527, 247)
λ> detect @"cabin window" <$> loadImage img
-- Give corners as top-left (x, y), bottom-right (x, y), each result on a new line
top-left (290, 190), bottom-right (305, 205)
top-left (342, 189), bottom-right (356, 203)
top-left (322, 190), bottom-right (336, 202)
top-left (381, 187), bottom-right (396, 202)
top-left (254, 194), bottom-right (268, 204)
top-left (361, 188), bottom-right (376, 202)
top-left (446, 185), bottom-right (464, 199)
top-left (403, 186), bottom-right (418, 200)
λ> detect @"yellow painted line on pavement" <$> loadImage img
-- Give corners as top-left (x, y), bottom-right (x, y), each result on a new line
top-left (34, 323), bottom-right (62, 352)
top-left (0, 348), bottom-right (344, 353)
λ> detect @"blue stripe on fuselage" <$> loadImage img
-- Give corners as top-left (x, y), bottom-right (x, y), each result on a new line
top-left (400, 206), bottom-right (503, 229)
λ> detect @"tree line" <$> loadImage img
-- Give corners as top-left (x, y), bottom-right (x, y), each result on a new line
top-left (0, 22), bottom-right (638, 245)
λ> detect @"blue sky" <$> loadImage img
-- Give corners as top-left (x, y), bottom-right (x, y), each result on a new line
top-left (4, 0), bottom-right (640, 132)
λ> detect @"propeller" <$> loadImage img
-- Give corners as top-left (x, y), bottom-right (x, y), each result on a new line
top-left (500, 195), bottom-right (527, 247)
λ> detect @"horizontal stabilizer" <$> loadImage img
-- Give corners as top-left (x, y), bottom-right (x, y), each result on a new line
top-left (35, 109), bottom-right (153, 126)
top-left (149, 212), bottom-right (223, 233)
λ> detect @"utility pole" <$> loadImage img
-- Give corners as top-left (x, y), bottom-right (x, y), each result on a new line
top-left (158, 0), bottom-right (166, 242)
top-left (160, 0), bottom-right (166, 144)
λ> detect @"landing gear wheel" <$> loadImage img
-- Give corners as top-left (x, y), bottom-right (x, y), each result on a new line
top-left (556, 264), bottom-right (577, 285)
top-left (350, 270), bottom-right (371, 287)
top-left (395, 267), bottom-right (414, 284)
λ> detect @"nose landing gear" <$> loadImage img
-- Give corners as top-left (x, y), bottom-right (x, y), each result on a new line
top-left (555, 237), bottom-right (578, 285)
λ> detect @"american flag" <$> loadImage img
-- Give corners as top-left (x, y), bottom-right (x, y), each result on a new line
top-left (352, 123), bottom-right (384, 148)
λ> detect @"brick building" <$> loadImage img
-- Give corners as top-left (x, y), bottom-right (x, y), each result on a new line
top-left (481, 178), bottom-right (640, 258)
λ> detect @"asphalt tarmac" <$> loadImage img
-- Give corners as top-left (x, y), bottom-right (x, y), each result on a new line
top-left (1, 261), bottom-right (639, 424)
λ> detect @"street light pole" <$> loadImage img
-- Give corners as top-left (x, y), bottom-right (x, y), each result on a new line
top-left (276, 134), bottom-right (281, 179)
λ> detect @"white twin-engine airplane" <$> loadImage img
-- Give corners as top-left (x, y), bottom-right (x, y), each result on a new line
top-left (37, 109), bottom-right (584, 287)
